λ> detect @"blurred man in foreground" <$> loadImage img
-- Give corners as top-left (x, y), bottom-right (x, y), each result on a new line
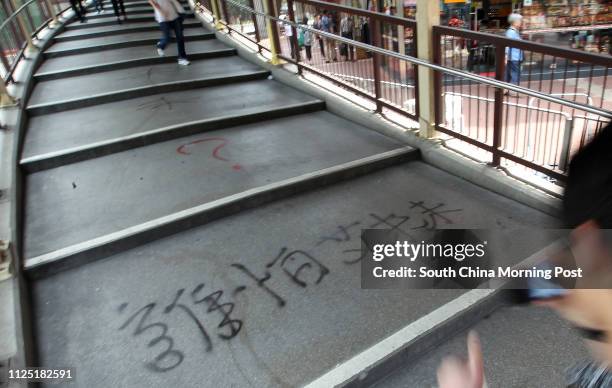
top-left (437, 124), bottom-right (612, 387)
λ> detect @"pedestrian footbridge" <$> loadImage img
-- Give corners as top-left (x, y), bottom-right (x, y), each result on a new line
top-left (0, 0), bottom-right (597, 387)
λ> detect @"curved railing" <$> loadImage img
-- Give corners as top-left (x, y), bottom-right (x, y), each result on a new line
top-left (0, 0), bottom-right (71, 84)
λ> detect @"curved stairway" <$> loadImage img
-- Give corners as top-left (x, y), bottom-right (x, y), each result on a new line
top-left (20, 2), bottom-right (561, 386)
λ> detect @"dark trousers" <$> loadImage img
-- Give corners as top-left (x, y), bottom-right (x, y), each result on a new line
top-left (506, 60), bottom-right (521, 85)
top-left (303, 45), bottom-right (312, 60)
top-left (317, 37), bottom-right (325, 56)
top-left (288, 37), bottom-right (298, 59)
top-left (110, 0), bottom-right (126, 17)
top-left (158, 18), bottom-right (187, 59)
top-left (94, 0), bottom-right (103, 12)
top-left (69, 0), bottom-right (85, 19)
top-left (341, 32), bottom-right (354, 60)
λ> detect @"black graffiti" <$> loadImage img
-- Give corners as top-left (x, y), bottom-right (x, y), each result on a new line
top-left (192, 288), bottom-right (242, 340)
top-left (231, 263), bottom-right (287, 307)
top-left (316, 221), bottom-right (361, 246)
top-left (266, 247), bottom-right (330, 288)
top-left (118, 303), bottom-right (184, 372)
top-left (408, 201), bottom-right (463, 229)
top-left (164, 287), bottom-right (213, 352)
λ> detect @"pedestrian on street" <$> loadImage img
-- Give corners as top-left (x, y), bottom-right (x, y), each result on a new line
top-left (339, 14), bottom-right (354, 61)
top-left (505, 13), bottom-right (524, 94)
top-left (301, 17), bottom-right (312, 62)
top-left (111, 0), bottom-right (127, 23)
top-left (149, 0), bottom-right (190, 65)
top-left (321, 10), bottom-right (336, 63)
top-left (282, 15), bottom-right (297, 60)
top-left (313, 14), bottom-right (325, 58)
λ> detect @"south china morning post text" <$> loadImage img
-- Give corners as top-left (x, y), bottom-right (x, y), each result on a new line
top-left (360, 229), bottom-right (583, 289)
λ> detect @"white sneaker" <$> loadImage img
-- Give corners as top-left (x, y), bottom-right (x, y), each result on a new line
top-left (157, 48), bottom-right (165, 57)
top-left (178, 58), bottom-right (190, 66)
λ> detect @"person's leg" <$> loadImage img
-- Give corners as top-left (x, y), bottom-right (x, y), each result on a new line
top-left (118, 0), bottom-right (126, 16)
top-left (467, 48), bottom-right (475, 72)
top-left (305, 45), bottom-right (312, 61)
top-left (110, 0), bottom-right (120, 17)
top-left (157, 21), bottom-right (171, 51)
top-left (505, 60), bottom-right (513, 83)
top-left (340, 33), bottom-right (348, 60)
top-left (69, 0), bottom-right (84, 21)
top-left (329, 39), bottom-right (337, 60)
top-left (318, 37), bottom-right (325, 56)
top-left (171, 19), bottom-right (187, 59)
top-left (289, 38), bottom-right (295, 59)
top-left (511, 61), bottom-right (520, 85)
top-left (325, 39), bottom-right (333, 61)
top-left (325, 39), bottom-right (334, 61)
top-left (516, 62), bottom-right (521, 85)
top-left (347, 32), bottom-right (354, 61)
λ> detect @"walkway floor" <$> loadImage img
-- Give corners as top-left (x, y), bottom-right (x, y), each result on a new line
top-left (21, 1), bottom-right (567, 386)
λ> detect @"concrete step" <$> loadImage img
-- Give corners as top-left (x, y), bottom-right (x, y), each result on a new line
top-left (21, 79), bottom-right (325, 171)
top-left (28, 162), bottom-right (557, 387)
top-left (22, 110), bottom-right (417, 276)
top-left (27, 56), bottom-right (269, 115)
top-left (66, 10), bottom-right (192, 27)
top-left (35, 40), bottom-right (236, 80)
top-left (56, 19), bottom-right (199, 41)
top-left (375, 305), bottom-right (589, 388)
top-left (44, 28), bottom-right (213, 58)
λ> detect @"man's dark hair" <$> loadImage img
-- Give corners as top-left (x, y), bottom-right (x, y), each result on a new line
top-left (564, 122), bottom-right (612, 228)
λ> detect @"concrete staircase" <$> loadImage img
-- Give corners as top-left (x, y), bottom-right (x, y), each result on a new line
top-left (19, 1), bottom-right (562, 386)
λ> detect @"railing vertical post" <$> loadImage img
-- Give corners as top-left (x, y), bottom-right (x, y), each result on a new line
top-left (263, 0), bottom-right (281, 65)
top-left (0, 41), bottom-right (11, 77)
top-left (559, 117), bottom-right (574, 171)
top-left (415, 0), bottom-right (439, 138)
top-left (210, 0), bottom-right (224, 29)
top-left (45, 0), bottom-right (60, 26)
top-left (432, 27), bottom-right (442, 132)
top-left (0, 81), bottom-right (16, 107)
top-left (286, 0), bottom-right (300, 69)
top-left (220, 0), bottom-right (230, 31)
top-left (10, 0), bottom-right (35, 53)
top-left (412, 21), bottom-right (419, 119)
top-left (372, 18), bottom-right (383, 112)
top-left (248, 0), bottom-right (261, 52)
top-left (492, 44), bottom-right (506, 166)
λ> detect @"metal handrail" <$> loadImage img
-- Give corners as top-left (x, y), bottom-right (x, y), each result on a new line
top-left (0, 0), bottom-right (72, 85)
top-left (444, 91), bottom-right (572, 119)
top-left (222, 0), bottom-right (612, 120)
top-left (0, 0), bottom-right (43, 33)
top-left (293, 0), bottom-right (416, 27)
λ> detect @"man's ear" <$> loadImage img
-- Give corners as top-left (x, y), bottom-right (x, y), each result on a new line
top-left (570, 220), bottom-right (612, 277)
top-left (573, 220), bottom-right (600, 236)
top-left (571, 220), bottom-right (602, 249)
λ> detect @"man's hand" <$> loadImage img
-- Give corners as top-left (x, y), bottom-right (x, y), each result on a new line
top-left (437, 331), bottom-right (486, 388)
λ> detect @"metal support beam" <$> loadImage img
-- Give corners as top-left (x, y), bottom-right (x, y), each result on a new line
top-left (263, 0), bottom-right (281, 65)
top-left (44, 0), bottom-right (59, 27)
top-left (0, 82), bottom-right (16, 107)
top-left (415, 0), bottom-right (439, 138)
top-left (10, 0), bottom-right (35, 54)
top-left (0, 240), bottom-right (14, 282)
top-left (211, 0), bottom-right (224, 30)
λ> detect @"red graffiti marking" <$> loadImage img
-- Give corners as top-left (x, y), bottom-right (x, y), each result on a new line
top-left (176, 137), bottom-right (242, 171)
